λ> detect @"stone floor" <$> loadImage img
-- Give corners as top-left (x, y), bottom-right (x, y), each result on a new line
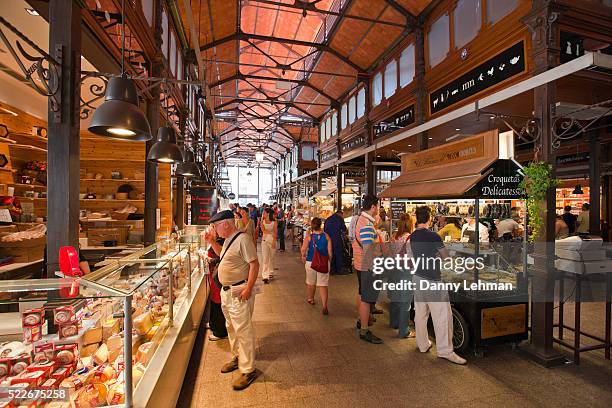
top-left (177, 245), bottom-right (612, 408)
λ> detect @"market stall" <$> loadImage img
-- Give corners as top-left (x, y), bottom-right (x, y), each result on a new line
top-left (0, 232), bottom-right (208, 407)
top-left (381, 129), bottom-right (529, 355)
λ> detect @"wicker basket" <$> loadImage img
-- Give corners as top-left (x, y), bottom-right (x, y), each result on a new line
top-left (110, 211), bottom-right (130, 220)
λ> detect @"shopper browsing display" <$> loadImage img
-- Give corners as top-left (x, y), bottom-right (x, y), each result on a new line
top-left (260, 208), bottom-right (277, 284)
top-left (389, 214), bottom-right (416, 339)
top-left (411, 206), bottom-right (467, 365)
top-left (301, 217), bottom-right (332, 315)
top-left (324, 209), bottom-right (349, 275)
top-left (205, 210), bottom-right (260, 391)
top-left (576, 203), bottom-right (590, 234)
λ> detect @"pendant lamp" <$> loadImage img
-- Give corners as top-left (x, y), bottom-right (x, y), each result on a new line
top-left (88, 76), bottom-right (151, 140)
top-left (147, 126), bottom-right (183, 163)
top-left (175, 149), bottom-right (201, 178)
top-left (572, 185), bottom-right (584, 195)
top-left (87, 0), bottom-right (151, 141)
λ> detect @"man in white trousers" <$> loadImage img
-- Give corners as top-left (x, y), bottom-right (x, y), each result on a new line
top-left (206, 210), bottom-right (261, 390)
top-left (410, 206), bottom-right (467, 365)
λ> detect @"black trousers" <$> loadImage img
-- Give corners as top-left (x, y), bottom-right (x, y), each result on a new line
top-left (209, 301), bottom-right (227, 337)
top-left (277, 221), bottom-right (286, 250)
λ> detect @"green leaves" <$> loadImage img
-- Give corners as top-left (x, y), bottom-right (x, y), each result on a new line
top-left (518, 162), bottom-right (559, 242)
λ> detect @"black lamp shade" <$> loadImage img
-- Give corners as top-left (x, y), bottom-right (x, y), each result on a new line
top-left (176, 150), bottom-right (201, 177)
top-left (88, 77), bottom-right (152, 141)
top-left (572, 185), bottom-right (584, 195)
top-left (147, 127), bottom-right (183, 163)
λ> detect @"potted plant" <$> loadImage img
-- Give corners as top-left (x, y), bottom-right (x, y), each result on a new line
top-left (519, 162), bottom-right (559, 242)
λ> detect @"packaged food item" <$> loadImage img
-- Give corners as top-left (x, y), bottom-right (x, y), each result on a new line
top-left (0, 358), bottom-right (10, 377)
top-left (0, 342), bottom-right (28, 358)
top-left (10, 370), bottom-right (46, 387)
top-left (136, 342), bottom-right (153, 366)
top-left (101, 319), bottom-right (119, 341)
top-left (9, 355), bottom-right (31, 376)
top-left (85, 364), bottom-right (115, 384)
top-left (53, 306), bottom-right (75, 325)
top-left (25, 360), bottom-right (54, 377)
top-left (106, 380), bottom-right (125, 405)
top-left (21, 309), bottom-right (44, 327)
top-left (54, 344), bottom-right (77, 366)
top-left (40, 377), bottom-right (60, 389)
top-left (145, 324), bottom-right (159, 342)
top-left (60, 375), bottom-right (85, 392)
top-left (33, 343), bottom-right (54, 363)
top-left (81, 326), bottom-right (102, 346)
top-left (58, 322), bottom-right (79, 339)
top-left (73, 383), bottom-right (108, 408)
top-left (50, 367), bottom-right (70, 381)
top-left (106, 334), bottom-right (122, 354)
top-left (92, 344), bottom-right (108, 366)
top-left (79, 343), bottom-right (99, 358)
top-left (133, 312), bottom-right (153, 336)
top-left (23, 326), bottom-right (42, 344)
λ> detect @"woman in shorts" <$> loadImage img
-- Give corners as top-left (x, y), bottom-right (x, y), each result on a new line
top-left (301, 217), bottom-right (333, 315)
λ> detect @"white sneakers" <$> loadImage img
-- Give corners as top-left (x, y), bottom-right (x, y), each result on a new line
top-left (440, 352), bottom-right (467, 365)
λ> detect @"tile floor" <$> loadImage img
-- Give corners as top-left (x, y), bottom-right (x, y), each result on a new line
top-left (177, 246), bottom-right (612, 408)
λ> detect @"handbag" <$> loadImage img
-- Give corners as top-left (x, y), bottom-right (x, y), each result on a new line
top-left (310, 233), bottom-right (329, 274)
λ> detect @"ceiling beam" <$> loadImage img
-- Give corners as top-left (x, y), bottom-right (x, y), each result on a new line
top-left (200, 31), bottom-right (365, 74)
top-left (383, 0), bottom-right (418, 26)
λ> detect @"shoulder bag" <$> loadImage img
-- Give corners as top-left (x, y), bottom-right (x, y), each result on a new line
top-left (213, 232), bottom-right (244, 288)
top-left (310, 233), bottom-right (329, 274)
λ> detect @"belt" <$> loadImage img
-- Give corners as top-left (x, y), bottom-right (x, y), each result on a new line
top-left (222, 280), bottom-right (246, 291)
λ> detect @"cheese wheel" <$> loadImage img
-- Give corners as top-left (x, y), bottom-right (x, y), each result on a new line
top-left (82, 326), bottom-right (103, 345)
top-left (136, 342), bottom-right (154, 366)
top-left (79, 343), bottom-right (99, 358)
top-left (106, 334), bottom-right (122, 353)
top-left (56, 350), bottom-right (75, 365)
top-left (102, 319), bottom-right (119, 341)
top-left (92, 343), bottom-right (108, 366)
top-left (74, 383), bottom-right (107, 408)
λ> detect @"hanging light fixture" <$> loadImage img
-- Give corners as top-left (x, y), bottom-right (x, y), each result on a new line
top-left (175, 148), bottom-right (201, 178)
top-left (147, 127), bottom-right (183, 163)
top-left (572, 184), bottom-right (584, 195)
top-left (88, 0), bottom-right (151, 140)
top-left (255, 148), bottom-right (265, 162)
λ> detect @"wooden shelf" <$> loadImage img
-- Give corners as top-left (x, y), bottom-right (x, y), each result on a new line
top-left (80, 158), bottom-right (144, 163)
top-left (80, 179), bottom-right (145, 183)
top-left (6, 183), bottom-right (46, 190)
top-left (7, 132), bottom-right (48, 144)
top-left (9, 144), bottom-right (47, 153)
top-left (0, 137), bottom-right (16, 144)
top-left (80, 199), bottom-right (144, 203)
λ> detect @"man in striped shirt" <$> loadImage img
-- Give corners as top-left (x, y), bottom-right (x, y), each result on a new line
top-left (352, 195), bottom-right (384, 344)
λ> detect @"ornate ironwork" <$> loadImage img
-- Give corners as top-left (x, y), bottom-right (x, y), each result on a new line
top-left (0, 16), bottom-right (61, 113)
top-left (79, 72), bottom-right (109, 119)
top-left (551, 99), bottom-right (612, 148)
top-left (478, 110), bottom-right (541, 145)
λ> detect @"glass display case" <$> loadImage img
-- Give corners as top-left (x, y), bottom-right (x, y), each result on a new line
top-left (0, 239), bottom-right (208, 407)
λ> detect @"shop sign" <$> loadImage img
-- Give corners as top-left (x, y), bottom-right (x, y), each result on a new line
top-left (343, 169), bottom-right (365, 178)
top-left (405, 135), bottom-right (486, 171)
top-left (341, 134), bottom-right (366, 154)
top-left (560, 31), bottom-right (612, 73)
top-left (556, 151), bottom-right (589, 166)
top-left (191, 186), bottom-right (218, 225)
top-left (390, 201), bottom-right (407, 219)
top-left (476, 160), bottom-right (524, 199)
top-left (430, 41), bottom-right (525, 114)
top-left (373, 105), bottom-right (415, 139)
top-left (321, 146), bottom-right (338, 163)
top-left (320, 168), bottom-right (336, 177)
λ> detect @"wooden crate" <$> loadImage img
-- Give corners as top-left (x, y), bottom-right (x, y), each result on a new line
top-left (0, 236), bottom-right (45, 262)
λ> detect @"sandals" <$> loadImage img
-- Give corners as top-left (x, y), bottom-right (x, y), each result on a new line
top-left (307, 299), bottom-right (315, 305)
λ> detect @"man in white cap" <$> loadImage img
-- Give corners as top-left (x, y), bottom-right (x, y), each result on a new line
top-left (205, 209), bottom-right (260, 390)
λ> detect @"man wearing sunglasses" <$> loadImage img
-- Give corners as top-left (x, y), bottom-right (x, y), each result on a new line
top-left (205, 210), bottom-right (260, 390)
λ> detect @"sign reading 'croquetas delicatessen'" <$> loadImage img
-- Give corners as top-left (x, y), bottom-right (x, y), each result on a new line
top-left (430, 41), bottom-right (525, 114)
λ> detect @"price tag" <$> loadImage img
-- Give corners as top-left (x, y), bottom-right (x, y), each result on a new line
top-left (0, 209), bottom-right (12, 223)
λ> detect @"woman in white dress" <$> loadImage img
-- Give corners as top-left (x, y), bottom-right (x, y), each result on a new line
top-left (261, 208), bottom-right (277, 284)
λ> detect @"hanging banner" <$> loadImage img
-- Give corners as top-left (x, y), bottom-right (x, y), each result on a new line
top-left (430, 41), bottom-right (525, 114)
top-left (373, 104), bottom-right (415, 139)
top-left (341, 133), bottom-right (367, 154)
top-left (190, 185), bottom-right (218, 225)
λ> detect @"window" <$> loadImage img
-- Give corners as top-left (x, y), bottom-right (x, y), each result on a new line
top-left (348, 95), bottom-right (356, 124)
top-left (372, 72), bottom-right (383, 106)
top-left (357, 88), bottom-right (366, 118)
top-left (340, 103), bottom-right (348, 129)
top-left (399, 44), bottom-right (415, 87)
top-left (320, 122), bottom-right (325, 143)
top-left (487, 0), bottom-right (519, 24)
top-left (177, 55), bottom-right (183, 81)
top-left (454, 0), bottom-right (481, 48)
top-left (428, 13), bottom-right (450, 68)
top-left (384, 61), bottom-right (398, 99)
top-left (170, 34), bottom-right (177, 75)
top-left (325, 117), bottom-right (332, 140)
top-left (142, 0), bottom-right (154, 26)
top-left (161, 10), bottom-right (169, 59)
top-left (302, 145), bottom-right (315, 161)
top-left (331, 111), bottom-right (338, 136)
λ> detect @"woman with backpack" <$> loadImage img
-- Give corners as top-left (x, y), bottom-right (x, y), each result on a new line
top-left (300, 217), bottom-right (333, 315)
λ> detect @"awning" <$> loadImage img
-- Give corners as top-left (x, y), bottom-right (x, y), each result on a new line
top-left (379, 154), bottom-right (497, 199)
top-left (312, 188), bottom-right (336, 197)
top-left (379, 173), bottom-right (487, 199)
